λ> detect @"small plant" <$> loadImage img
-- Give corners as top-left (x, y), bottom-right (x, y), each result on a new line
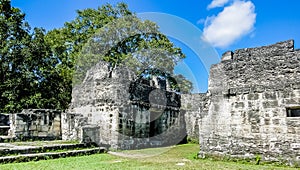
top-left (192, 153), bottom-right (199, 159)
top-left (33, 156), bottom-right (39, 161)
top-left (187, 137), bottom-right (199, 144)
top-left (255, 154), bottom-right (261, 165)
top-left (44, 155), bottom-right (50, 160)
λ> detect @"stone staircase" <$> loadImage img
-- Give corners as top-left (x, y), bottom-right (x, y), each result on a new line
top-left (0, 142), bottom-right (107, 164)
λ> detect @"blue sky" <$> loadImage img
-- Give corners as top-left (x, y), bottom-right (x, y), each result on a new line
top-left (11, 0), bottom-right (300, 93)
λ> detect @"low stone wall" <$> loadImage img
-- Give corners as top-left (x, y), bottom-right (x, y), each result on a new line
top-left (9, 109), bottom-right (61, 139)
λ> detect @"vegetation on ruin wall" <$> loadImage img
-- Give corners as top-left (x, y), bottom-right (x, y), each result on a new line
top-left (0, 0), bottom-right (192, 113)
top-left (0, 144), bottom-right (295, 170)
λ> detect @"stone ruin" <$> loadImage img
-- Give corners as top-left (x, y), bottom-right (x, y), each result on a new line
top-left (192, 40), bottom-right (300, 164)
top-left (63, 61), bottom-right (186, 149)
top-left (0, 109), bottom-right (61, 140)
top-left (0, 39), bottom-right (299, 165)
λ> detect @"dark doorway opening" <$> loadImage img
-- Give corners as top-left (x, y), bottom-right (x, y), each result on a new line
top-left (286, 107), bottom-right (300, 117)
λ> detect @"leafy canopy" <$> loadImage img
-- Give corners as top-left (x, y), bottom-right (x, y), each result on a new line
top-left (0, 2), bottom-right (193, 113)
top-left (0, 0), bottom-right (60, 112)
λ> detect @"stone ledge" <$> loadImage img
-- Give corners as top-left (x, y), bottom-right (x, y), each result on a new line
top-left (0, 147), bottom-right (107, 164)
top-left (0, 143), bottom-right (98, 156)
top-left (233, 39), bottom-right (295, 59)
top-left (198, 151), bottom-right (300, 167)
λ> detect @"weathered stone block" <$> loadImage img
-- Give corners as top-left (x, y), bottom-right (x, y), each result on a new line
top-left (272, 119), bottom-right (280, 125)
top-left (264, 92), bottom-right (277, 100)
top-left (41, 126), bottom-right (49, 132)
top-left (38, 132), bottom-right (48, 136)
top-left (291, 143), bottom-right (300, 149)
top-left (222, 51), bottom-right (233, 61)
top-left (262, 101), bottom-right (278, 108)
top-left (291, 90), bottom-right (300, 98)
top-left (250, 125), bottom-right (259, 133)
top-left (273, 127), bottom-right (284, 133)
top-left (287, 127), bottom-right (296, 134)
top-left (251, 86), bottom-right (265, 93)
top-left (29, 125), bottom-right (37, 131)
top-left (247, 94), bottom-right (259, 100)
top-left (284, 99), bottom-right (300, 105)
top-left (32, 131), bottom-right (38, 136)
top-left (234, 102), bottom-right (245, 108)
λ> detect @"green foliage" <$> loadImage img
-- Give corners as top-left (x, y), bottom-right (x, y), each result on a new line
top-left (76, 15), bottom-right (192, 93)
top-left (45, 3), bottom-right (133, 87)
top-left (0, 1), bottom-right (61, 112)
top-left (0, 1), bottom-right (193, 113)
top-left (187, 136), bottom-right (199, 144)
top-left (44, 3), bottom-right (136, 109)
top-left (255, 154), bottom-right (261, 165)
top-left (0, 2), bottom-right (133, 112)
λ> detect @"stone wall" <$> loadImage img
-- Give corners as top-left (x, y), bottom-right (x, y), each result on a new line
top-left (65, 61), bottom-right (135, 148)
top-left (199, 40), bottom-right (300, 165)
top-left (9, 109), bottom-right (61, 139)
top-left (65, 61), bottom-right (186, 149)
top-left (181, 93), bottom-right (208, 141)
top-left (61, 112), bottom-right (87, 141)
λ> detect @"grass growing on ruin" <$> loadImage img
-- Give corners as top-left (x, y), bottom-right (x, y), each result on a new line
top-left (0, 144), bottom-right (296, 170)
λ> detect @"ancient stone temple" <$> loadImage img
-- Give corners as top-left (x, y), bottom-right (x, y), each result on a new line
top-left (0, 39), bottom-right (293, 165)
top-left (196, 40), bottom-right (300, 164)
top-left (62, 61), bottom-right (186, 149)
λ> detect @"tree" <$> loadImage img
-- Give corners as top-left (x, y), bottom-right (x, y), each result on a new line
top-left (45, 3), bottom-right (134, 107)
top-left (0, 1), bottom-right (61, 112)
top-left (45, 3), bottom-right (133, 75)
top-left (0, 0), bottom-right (32, 112)
top-left (76, 15), bottom-right (192, 93)
top-left (47, 2), bottom-right (193, 103)
top-left (0, 1), bottom-right (193, 113)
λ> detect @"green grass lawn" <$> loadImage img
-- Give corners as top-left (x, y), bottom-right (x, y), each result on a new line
top-left (0, 144), bottom-right (296, 170)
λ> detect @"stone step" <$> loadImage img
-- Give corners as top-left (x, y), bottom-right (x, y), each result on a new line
top-left (0, 136), bottom-right (61, 142)
top-left (0, 143), bottom-right (98, 156)
top-left (0, 147), bottom-right (107, 164)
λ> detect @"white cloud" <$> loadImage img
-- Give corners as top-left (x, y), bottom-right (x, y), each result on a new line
top-left (202, 0), bottom-right (256, 48)
top-left (207, 0), bottom-right (230, 9)
top-left (197, 18), bottom-right (206, 25)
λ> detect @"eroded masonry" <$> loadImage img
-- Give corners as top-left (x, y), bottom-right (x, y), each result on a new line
top-left (0, 40), bottom-right (299, 165)
top-left (196, 40), bottom-right (300, 164)
top-left (0, 109), bottom-right (61, 140)
top-left (63, 61), bottom-right (186, 149)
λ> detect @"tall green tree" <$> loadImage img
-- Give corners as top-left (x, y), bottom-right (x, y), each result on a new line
top-left (47, 3), bottom-right (193, 94)
top-left (76, 15), bottom-right (191, 93)
top-left (45, 3), bottom-right (134, 107)
top-left (0, 1), bottom-right (193, 113)
top-left (0, 0), bottom-right (31, 112)
top-left (0, 0), bottom-right (61, 112)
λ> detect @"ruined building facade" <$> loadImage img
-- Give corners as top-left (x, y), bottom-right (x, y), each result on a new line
top-left (0, 109), bottom-right (61, 140)
top-left (192, 40), bottom-right (300, 164)
top-left (63, 61), bottom-right (186, 149)
top-left (1, 40), bottom-right (299, 165)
